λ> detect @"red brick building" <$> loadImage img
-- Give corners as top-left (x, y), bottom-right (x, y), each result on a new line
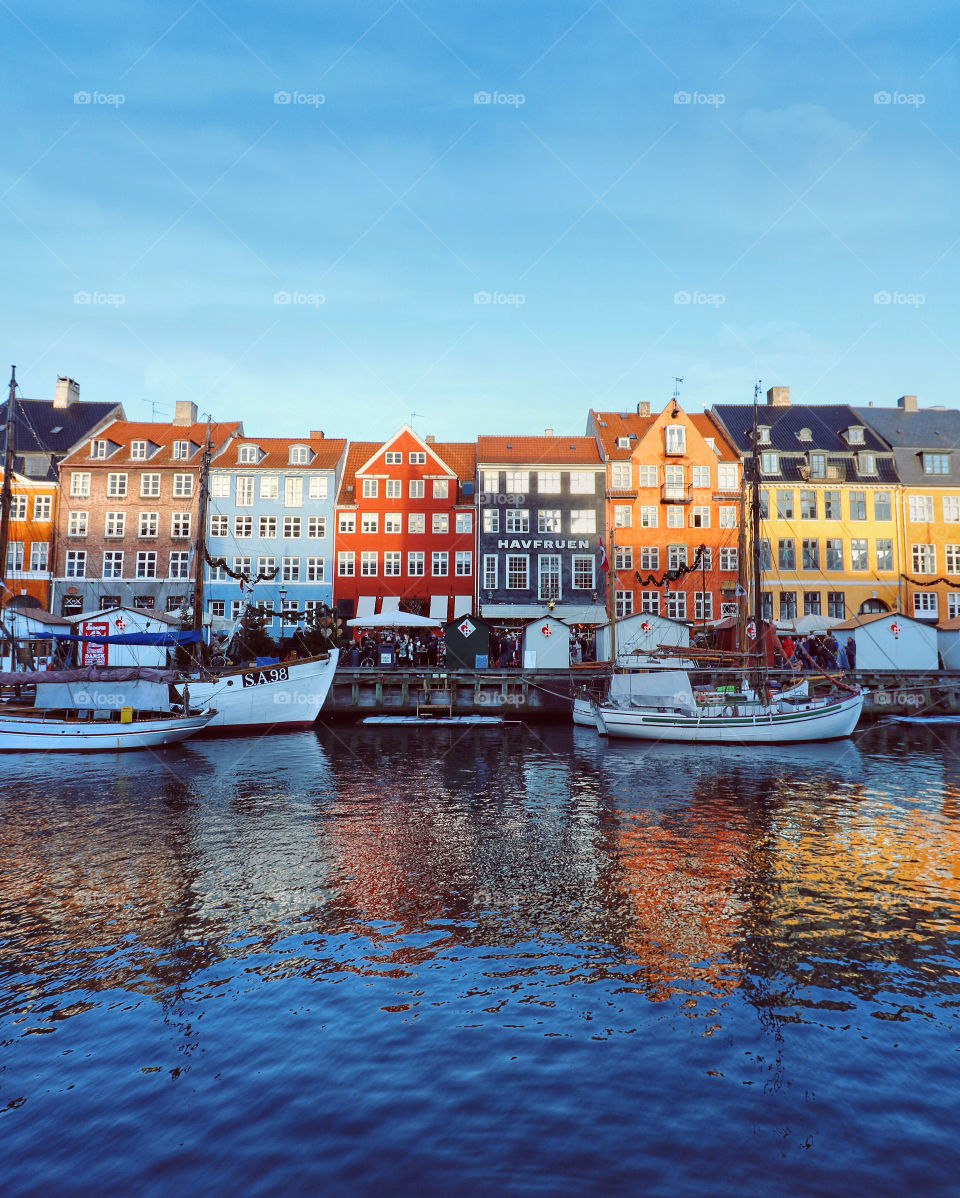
top-left (333, 426), bottom-right (476, 622)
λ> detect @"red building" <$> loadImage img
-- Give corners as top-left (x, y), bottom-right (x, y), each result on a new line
top-left (333, 426), bottom-right (476, 622)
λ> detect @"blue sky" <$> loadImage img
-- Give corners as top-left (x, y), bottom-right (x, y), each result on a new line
top-left (1, 1), bottom-right (957, 439)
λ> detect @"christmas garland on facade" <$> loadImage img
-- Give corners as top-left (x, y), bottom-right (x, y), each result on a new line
top-left (634, 543), bottom-right (708, 587)
top-left (205, 549), bottom-right (279, 587)
top-left (899, 572), bottom-right (960, 588)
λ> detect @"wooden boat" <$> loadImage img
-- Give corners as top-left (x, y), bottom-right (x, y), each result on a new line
top-left (188, 651), bottom-right (338, 732)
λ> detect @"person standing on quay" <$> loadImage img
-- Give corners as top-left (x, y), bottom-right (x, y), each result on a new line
top-left (846, 636), bottom-right (857, 671)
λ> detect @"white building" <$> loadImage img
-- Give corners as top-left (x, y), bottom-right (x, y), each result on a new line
top-left (834, 612), bottom-right (938, 672)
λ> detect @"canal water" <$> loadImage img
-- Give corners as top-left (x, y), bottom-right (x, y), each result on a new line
top-left (1, 721), bottom-right (959, 1196)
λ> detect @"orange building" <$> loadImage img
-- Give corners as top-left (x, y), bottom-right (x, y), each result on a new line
top-left (587, 400), bottom-right (742, 623)
top-left (1, 468), bottom-right (58, 610)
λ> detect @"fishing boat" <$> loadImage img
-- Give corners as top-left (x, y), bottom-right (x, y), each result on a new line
top-left (592, 382), bottom-right (864, 745)
top-left (0, 667), bottom-right (214, 751)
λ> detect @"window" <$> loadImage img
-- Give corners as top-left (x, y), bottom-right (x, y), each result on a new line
top-left (306, 557), bottom-right (325, 582)
top-left (667, 545), bottom-right (687, 570)
top-left (139, 512), bottom-right (158, 538)
top-left (455, 551), bottom-right (472, 576)
top-left (481, 470), bottom-right (500, 496)
top-left (761, 452), bottom-right (779, 475)
top-left (255, 475), bottom-right (277, 501)
top-left (572, 556), bottom-right (595, 590)
top-left (719, 547), bottom-right (737, 571)
top-left (760, 539), bottom-right (772, 571)
top-left (238, 445), bottom-right (258, 464)
top-left (136, 551), bottom-right (157, 578)
top-left (107, 473), bottom-right (127, 498)
top-left (383, 514), bottom-right (401, 535)
top-left (691, 465), bottom-right (710, 489)
top-left (208, 562), bottom-right (226, 582)
top-left (304, 515), bottom-right (325, 539)
top-left (641, 591), bottom-right (660, 614)
top-left (505, 470), bottom-right (529, 493)
top-left (912, 544), bottom-right (935, 573)
top-left (858, 453), bottom-right (877, 476)
top-left (456, 512), bottom-right (473, 534)
top-left (506, 509), bottom-right (529, 534)
top-left (825, 539), bottom-right (843, 570)
top-left (384, 551), bottom-right (401, 577)
top-left (757, 426), bottom-right (770, 445)
top-left (849, 491), bottom-right (866, 520)
top-left (433, 479), bottom-right (449, 499)
top-left (173, 473), bottom-right (193, 497)
top-left (614, 504), bottom-right (632, 528)
top-left (943, 496), bottom-right (960, 523)
top-left (29, 542), bottom-right (48, 571)
top-left (361, 513), bottom-right (379, 534)
top-left (7, 542), bottom-right (24, 571)
top-left (432, 513), bottom-right (449, 534)
top-left (432, 551), bottom-right (448, 577)
top-left (638, 465), bottom-right (657, 488)
top-left (570, 511), bottom-right (596, 534)
top-left (385, 451), bottom-right (402, 465)
top-left (232, 556), bottom-right (251, 577)
top-left (68, 511), bottom-right (88, 537)
top-left (610, 464), bottom-right (631, 490)
top-left (909, 495), bottom-right (934, 522)
top-left (338, 552), bottom-right (355, 577)
top-left (690, 505), bottom-right (709, 528)
top-left (285, 477), bottom-right (303, 507)
top-left (385, 479), bottom-right (402, 499)
top-left (172, 440), bottom-right (190, 460)
top-left (946, 545), bottom-right (960, 574)
top-left (665, 425), bottom-right (685, 454)
top-left (639, 547), bottom-right (659, 570)
top-left (283, 517), bottom-right (302, 538)
top-left (666, 506), bottom-right (684, 529)
top-left (913, 591), bottom-right (938, 618)
top-left (234, 515), bottom-right (253, 538)
top-left (664, 464), bottom-right (684, 497)
top-left (506, 555), bottom-right (528, 589)
top-left (339, 513), bottom-right (356, 534)
top-left (760, 592), bottom-right (773, 620)
top-left (718, 506), bottom-right (737, 528)
top-left (717, 464), bottom-right (737, 491)
top-left (923, 453), bottom-right (950, 475)
top-left (801, 539), bottom-right (820, 570)
top-left (281, 557), bottom-right (300, 582)
top-left (210, 515), bottom-right (228, 537)
top-left (778, 538), bottom-right (796, 569)
top-left (65, 550), bottom-right (86, 578)
top-left (616, 590), bottom-right (634, 618)
top-left (846, 426), bottom-right (865, 445)
top-left (209, 474), bottom-right (229, 498)
top-left (639, 505), bottom-right (657, 528)
top-left (362, 478), bottom-right (378, 498)
top-left (949, 593), bottom-right (960, 619)
top-left (803, 591), bottom-right (821, 616)
top-left (408, 513), bottom-right (425, 534)
top-left (666, 591), bottom-right (686, 620)
top-left (289, 445), bottom-right (310, 465)
top-left (797, 490), bottom-right (816, 520)
top-left (70, 472), bottom-right (90, 497)
top-left (535, 550), bottom-right (561, 600)
top-left (236, 476), bottom-right (254, 506)
top-left (102, 551), bottom-right (124, 578)
top-left (824, 490), bottom-right (841, 520)
top-left (361, 551), bottom-right (377, 576)
top-left (230, 600), bottom-right (243, 619)
top-left (809, 453), bottom-right (827, 479)
top-left (257, 556), bottom-right (276, 575)
top-left (31, 495), bottom-right (52, 521)
top-left (850, 539), bottom-right (869, 570)
top-left (483, 555), bottom-right (498, 590)
top-left (408, 551), bottom-right (425, 577)
top-left (569, 471), bottom-right (594, 494)
top-left (616, 437), bottom-right (631, 450)
top-left (169, 551), bottom-right (190, 579)
top-left (409, 451), bottom-right (426, 465)
top-left (90, 439), bottom-right (107, 459)
top-left (698, 547), bottom-right (713, 571)
top-left (797, 427), bottom-right (812, 443)
top-left (483, 509), bottom-right (499, 534)
top-left (759, 491), bottom-right (769, 519)
top-left (614, 546), bottom-right (633, 570)
top-left (260, 516), bottom-right (278, 537)
top-left (776, 490), bottom-right (793, 519)
top-left (308, 476), bottom-right (327, 501)
top-left (876, 539), bottom-right (893, 571)
top-left (409, 480), bottom-right (425, 499)
top-left (779, 592), bottom-right (797, 621)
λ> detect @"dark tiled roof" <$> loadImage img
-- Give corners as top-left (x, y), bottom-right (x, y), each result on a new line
top-left (1, 398), bottom-right (122, 478)
top-left (757, 454), bottom-right (899, 485)
top-left (854, 406), bottom-right (960, 487)
top-left (713, 404), bottom-right (889, 453)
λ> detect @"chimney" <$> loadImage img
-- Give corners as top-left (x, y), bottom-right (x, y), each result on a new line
top-left (636, 401), bottom-right (650, 417)
top-left (53, 377), bottom-right (79, 408)
top-left (310, 430), bottom-right (325, 439)
top-left (544, 428), bottom-right (554, 437)
top-left (897, 395), bottom-right (917, 411)
top-left (425, 434), bottom-right (435, 444)
top-left (767, 386), bottom-right (790, 407)
top-left (173, 400), bottom-right (198, 426)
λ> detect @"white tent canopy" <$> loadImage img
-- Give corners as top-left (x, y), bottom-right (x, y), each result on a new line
top-left (347, 610), bottom-right (442, 629)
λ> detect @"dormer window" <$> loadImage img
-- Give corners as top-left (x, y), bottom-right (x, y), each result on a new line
top-left (238, 444), bottom-right (259, 464)
top-left (757, 426), bottom-right (771, 445)
top-left (665, 425), bottom-right (685, 455)
top-left (858, 452), bottom-right (877, 476)
top-left (90, 439), bottom-right (107, 459)
top-left (810, 452), bottom-right (826, 478)
top-left (130, 440), bottom-right (147, 460)
top-left (616, 436), bottom-right (630, 449)
top-left (797, 427), bottom-right (812, 442)
top-left (845, 426), bottom-right (865, 445)
top-left (288, 445), bottom-right (311, 465)
top-left (172, 440), bottom-right (190, 460)
top-left (922, 452), bottom-right (950, 475)
top-left (760, 451), bottom-right (779, 475)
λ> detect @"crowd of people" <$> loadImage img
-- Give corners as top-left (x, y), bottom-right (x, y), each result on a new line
top-left (341, 625), bottom-right (598, 668)
top-left (779, 631), bottom-right (857, 673)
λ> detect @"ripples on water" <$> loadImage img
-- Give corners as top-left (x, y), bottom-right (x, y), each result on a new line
top-left (1, 722), bottom-right (959, 1196)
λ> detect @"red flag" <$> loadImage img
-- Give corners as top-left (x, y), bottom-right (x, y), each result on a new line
top-left (598, 537), bottom-right (609, 572)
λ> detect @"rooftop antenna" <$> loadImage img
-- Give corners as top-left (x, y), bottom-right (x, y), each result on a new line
top-left (409, 411), bottom-right (424, 430)
top-left (671, 377), bottom-right (683, 416)
top-left (141, 398), bottom-right (171, 421)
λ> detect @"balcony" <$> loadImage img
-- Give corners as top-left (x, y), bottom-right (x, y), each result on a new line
top-left (660, 481), bottom-right (693, 504)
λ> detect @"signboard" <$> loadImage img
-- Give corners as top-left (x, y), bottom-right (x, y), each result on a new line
top-left (61, 594), bottom-right (84, 616)
top-left (80, 621), bottom-right (110, 666)
top-left (458, 617), bottom-right (476, 638)
top-left (241, 665), bottom-right (290, 688)
top-left (745, 620), bottom-right (757, 640)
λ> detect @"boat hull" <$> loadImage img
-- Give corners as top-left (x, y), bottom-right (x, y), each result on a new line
top-left (597, 692), bottom-right (863, 744)
top-left (187, 653), bottom-right (337, 732)
top-left (0, 711), bottom-right (213, 752)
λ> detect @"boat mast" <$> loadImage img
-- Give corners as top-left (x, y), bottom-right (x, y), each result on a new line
top-left (0, 369), bottom-right (17, 668)
top-left (750, 380), bottom-right (764, 681)
top-left (190, 418), bottom-right (212, 655)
